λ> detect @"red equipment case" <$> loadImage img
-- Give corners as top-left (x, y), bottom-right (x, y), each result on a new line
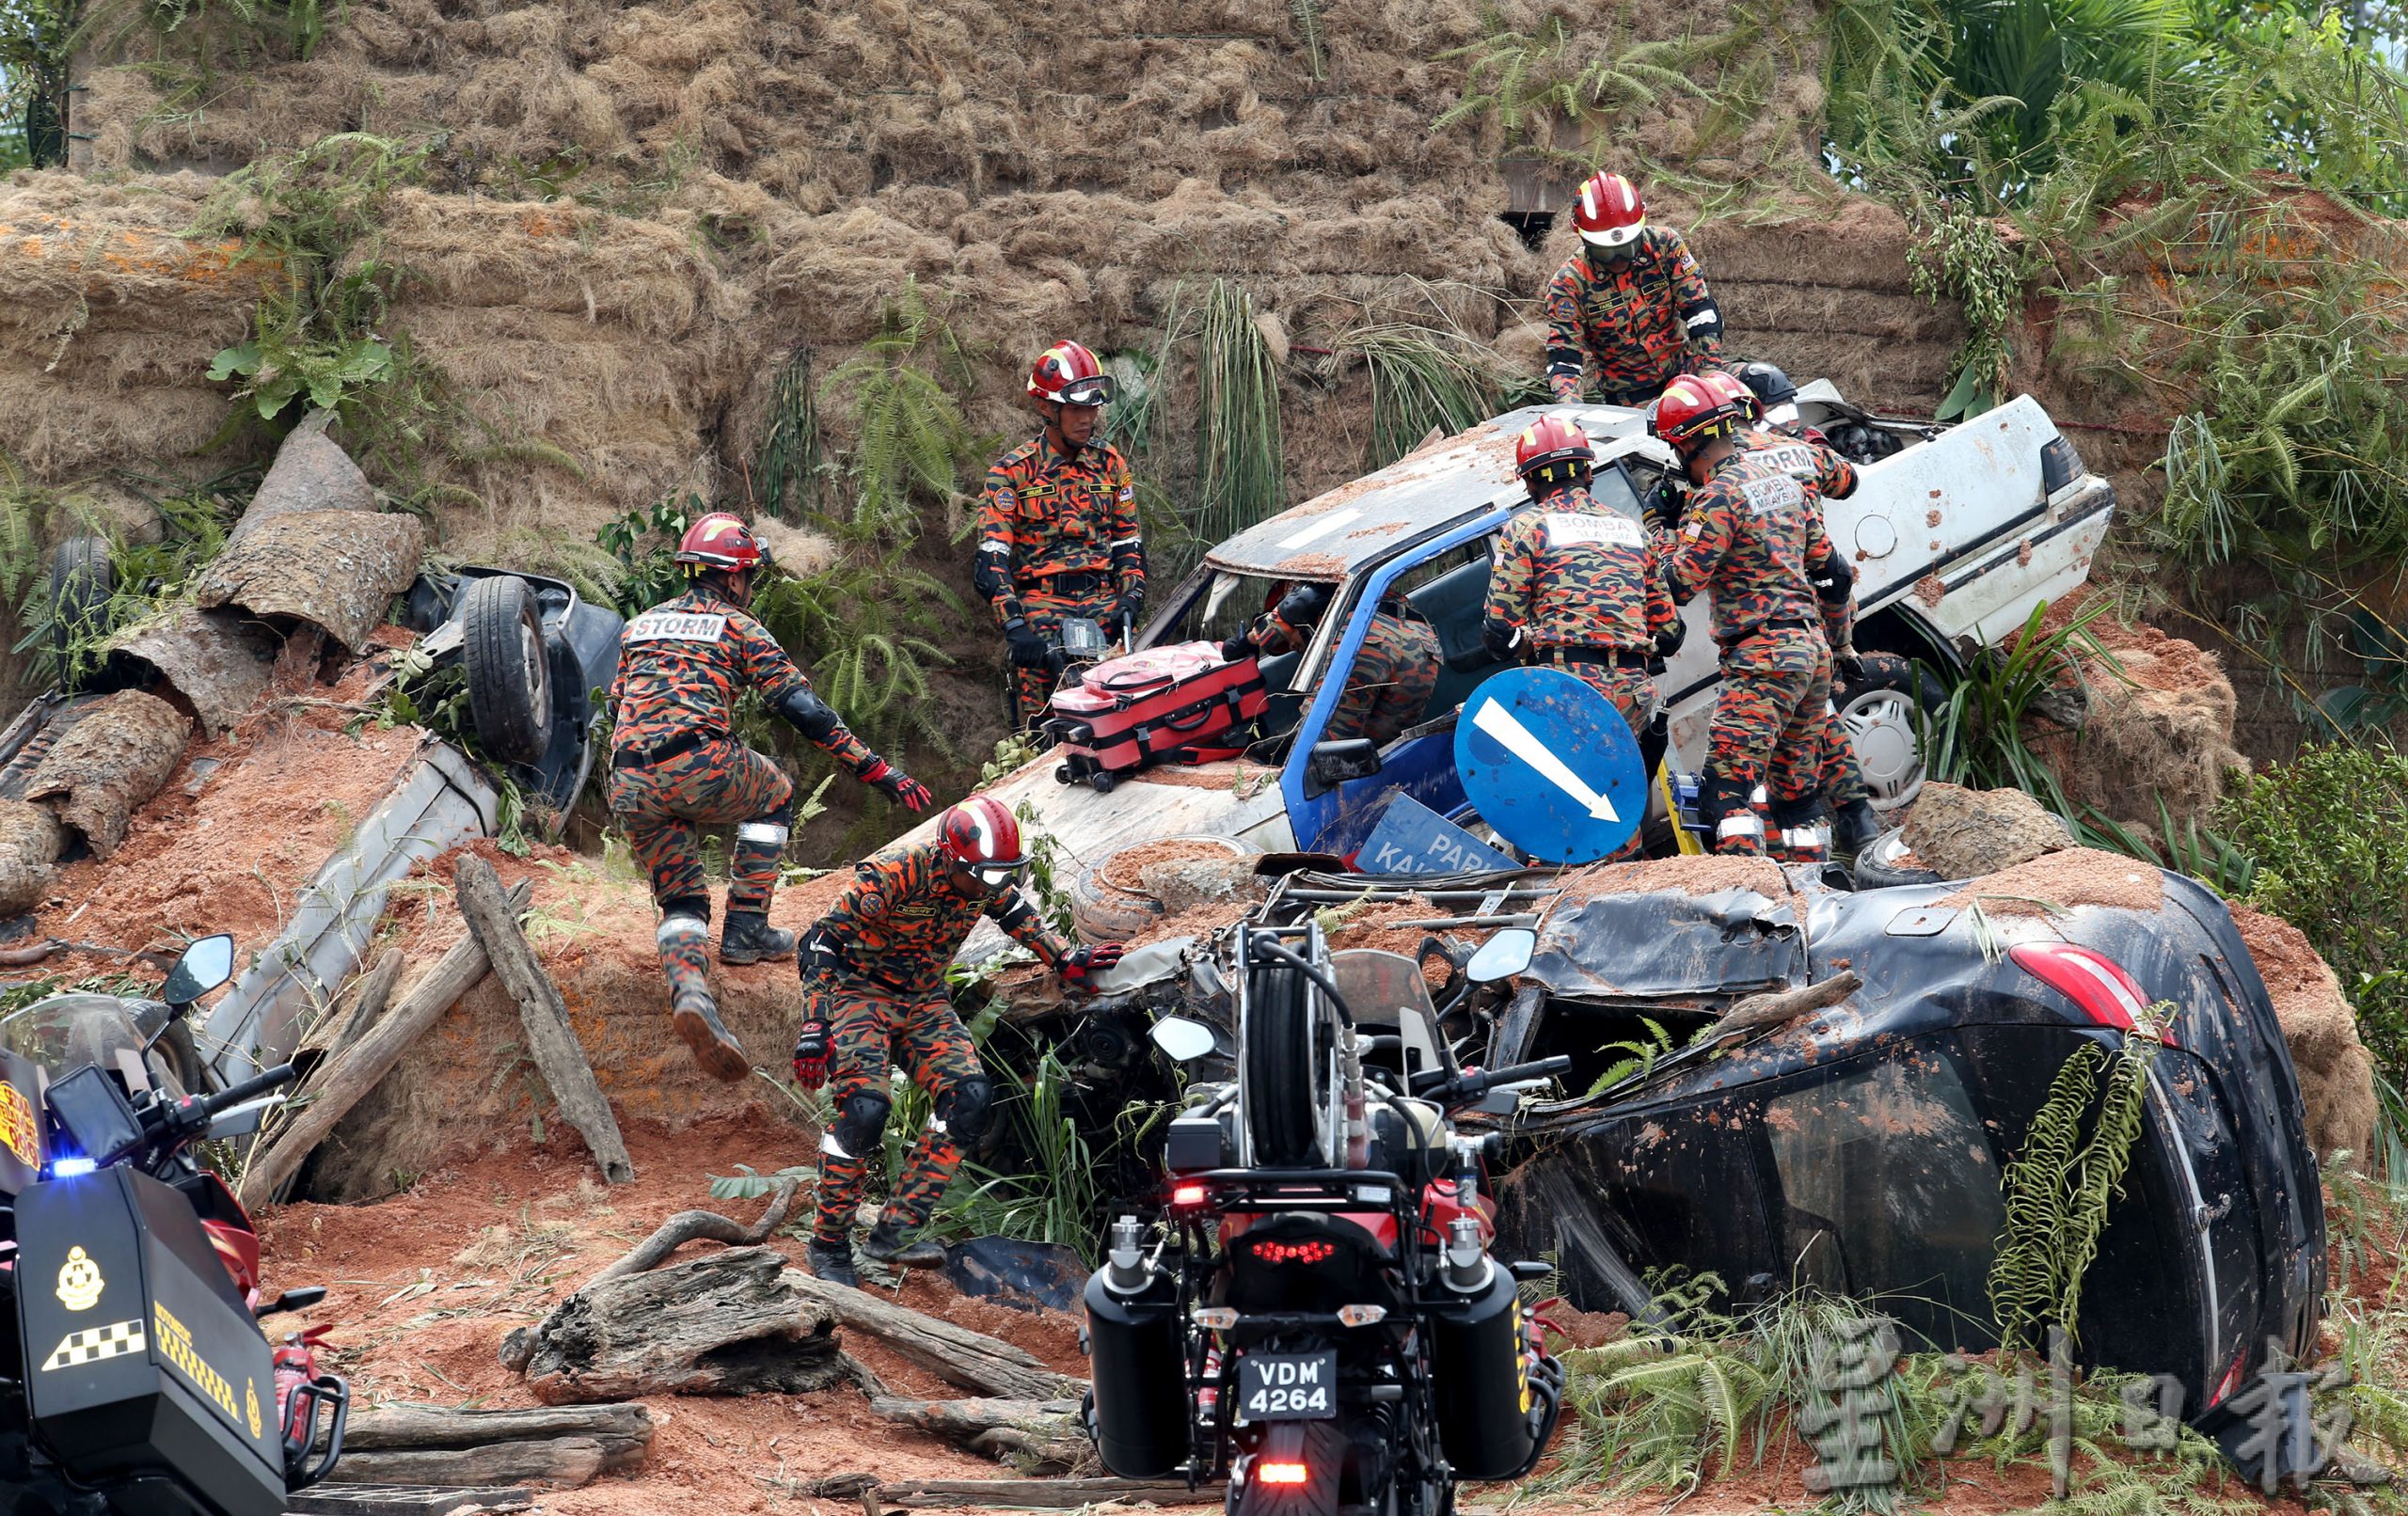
top-left (1044, 641), bottom-right (1268, 792)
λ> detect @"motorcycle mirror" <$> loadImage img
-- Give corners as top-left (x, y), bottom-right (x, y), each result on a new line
top-left (1465, 927), bottom-right (1536, 985)
top-left (162, 933), bottom-right (237, 1006)
top-left (205, 1095), bottom-right (284, 1140)
top-left (1149, 1016), bottom-right (1217, 1063)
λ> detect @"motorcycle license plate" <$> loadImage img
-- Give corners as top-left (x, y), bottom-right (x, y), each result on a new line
top-left (1237, 1351), bottom-right (1338, 1422)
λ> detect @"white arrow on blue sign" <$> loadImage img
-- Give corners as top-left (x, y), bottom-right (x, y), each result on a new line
top-left (1452, 667), bottom-right (1646, 865)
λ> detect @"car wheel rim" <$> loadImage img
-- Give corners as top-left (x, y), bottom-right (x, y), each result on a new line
top-left (519, 612), bottom-right (550, 717)
top-left (1840, 689), bottom-right (1924, 811)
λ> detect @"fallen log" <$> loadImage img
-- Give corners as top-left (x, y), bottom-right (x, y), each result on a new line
top-left (584, 1178), bottom-right (800, 1287)
top-left (784, 1269), bottom-right (1084, 1401)
top-left (324, 1437), bottom-right (606, 1490)
top-left (851, 1477), bottom-right (1220, 1509)
top-left (290, 944), bottom-right (405, 1085)
top-left (327, 1402), bottom-right (651, 1473)
top-left (865, 1396), bottom-right (1091, 1473)
top-left (1711, 970), bottom-right (1863, 1042)
top-left (521, 1246), bottom-right (847, 1403)
top-left (235, 879), bottom-right (529, 1211)
top-left (454, 855), bottom-right (633, 1185)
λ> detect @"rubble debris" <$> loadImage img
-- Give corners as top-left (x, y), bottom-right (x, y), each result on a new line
top-left (196, 509), bottom-right (428, 654)
top-left (518, 1245), bottom-right (848, 1403)
top-left (1936, 846), bottom-right (2164, 918)
top-left (1901, 782), bottom-right (2071, 878)
top-left (237, 878), bottom-right (531, 1210)
top-left (322, 1401), bottom-right (654, 1492)
top-left (2231, 905), bottom-right (2378, 1164)
top-left (22, 688), bottom-right (190, 857)
top-left (1710, 970), bottom-right (1862, 1043)
top-left (784, 1269), bottom-right (1083, 1402)
top-left (455, 855), bottom-right (635, 1185)
top-left (1552, 854), bottom-right (1788, 903)
top-left (2037, 594), bottom-right (2246, 828)
top-left (109, 605), bottom-right (279, 738)
top-left (0, 798), bottom-right (63, 914)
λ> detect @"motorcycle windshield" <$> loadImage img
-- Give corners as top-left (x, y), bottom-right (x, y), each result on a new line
top-left (0, 994), bottom-right (164, 1082)
top-left (1330, 949), bottom-right (1447, 1079)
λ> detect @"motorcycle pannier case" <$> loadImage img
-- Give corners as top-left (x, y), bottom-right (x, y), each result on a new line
top-left (15, 1166), bottom-right (284, 1516)
top-left (1044, 642), bottom-right (1267, 785)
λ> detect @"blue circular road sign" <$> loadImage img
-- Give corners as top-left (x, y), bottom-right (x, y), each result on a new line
top-left (1452, 667), bottom-right (1645, 864)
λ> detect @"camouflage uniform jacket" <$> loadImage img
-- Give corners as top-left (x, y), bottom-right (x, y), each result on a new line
top-left (813, 840), bottom-right (1068, 996)
top-left (1736, 425), bottom-right (1860, 647)
top-left (1484, 485), bottom-right (1674, 653)
top-left (609, 587), bottom-right (874, 770)
top-left (974, 432), bottom-right (1146, 625)
top-left (1664, 450), bottom-right (1840, 645)
top-left (1542, 228), bottom-right (1721, 401)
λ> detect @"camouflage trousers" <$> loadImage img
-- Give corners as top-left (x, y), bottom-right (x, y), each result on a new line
top-left (609, 735), bottom-right (794, 914)
top-left (1331, 619), bottom-right (1440, 750)
top-left (1813, 703), bottom-right (1870, 809)
top-left (1553, 656), bottom-right (1655, 862)
top-left (1011, 587), bottom-right (1124, 731)
top-left (807, 977), bottom-right (984, 1245)
top-left (1706, 625), bottom-right (1830, 857)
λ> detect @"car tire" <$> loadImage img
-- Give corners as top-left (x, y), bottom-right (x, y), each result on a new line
top-left (1069, 834), bottom-right (1250, 943)
top-left (1245, 960), bottom-right (1329, 1167)
top-left (155, 1018), bottom-right (214, 1098)
top-left (50, 536), bottom-right (114, 691)
top-left (1853, 828), bottom-right (1945, 890)
top-left (460, 575), bottom-right (554, 765)
top-left (1833, 652), bottom-right (1944, 813)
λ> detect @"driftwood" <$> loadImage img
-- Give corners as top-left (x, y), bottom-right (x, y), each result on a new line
top-left (865, 1396), bottom-right (1091, 1473)
top-left (235, 879), bottom-right (529, 1210)
top-left (292, 1486), bottom-right (530, 1516)
top-left (784, 1269), bottom-right (1085, 1401)
top-left (454, 856), bottom-right (634, 1185)
top-left (586, 1179), bottom-right (800, 1287)
top-left (521, 1246), bottom-right (847, 1403)
top-left (328, 1402), bottom-right (652, 1472)
top-left (325, 1438), bottom-right (605, 1490)
top-left (1711, 970), bottom-right (1864, 1042)
top-left (837, 1477), bottom-right (1220, 1509)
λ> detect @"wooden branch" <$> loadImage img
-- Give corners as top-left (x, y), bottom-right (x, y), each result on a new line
top-left (521, 1246), bottom-right (847, 1404)
top-left (330, 1402), bottom-right (651, 1472)
top-left (324, 1437), bottom-right (607, 1490)
top-left (852, 1477), bottom-right (1221, 1509)
top-left (584, 1177), bottom-right (800, 1287)
top-left (236, 879), bottom-right (529, 1211)
top-left (1712, 970), bottom-right (1863, 1041)
top-left (454, 855), bottom-right (634, 1185)
top-left (784, 1269), bottom-right (1084, 1402)
top-left (864, 1396), bottom-right (1092, 1474)
top-left (315, 945), bottom-right (405, 1060)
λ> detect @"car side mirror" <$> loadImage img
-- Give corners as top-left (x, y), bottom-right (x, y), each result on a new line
top-left (162, 934), bottom-right (236, 1006)
top-left (1466, 927), bottom-right (1535, 984)
top-left (1307, 738), bottom-right (1382, 794)
top-left (1150, 1017), bottom-right (1218, 1063)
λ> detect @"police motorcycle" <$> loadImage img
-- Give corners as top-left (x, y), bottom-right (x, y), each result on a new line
top-left (1084, 921), bottom-right (1569, 1516)
top-left (0, 934), bottom-right (349, 1516)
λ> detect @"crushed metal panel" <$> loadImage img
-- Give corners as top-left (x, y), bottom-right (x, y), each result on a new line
top-left (203, 738), bottom-right (499, 1083)
top-left (111, 605), bottom-right (279, 738)
top-left (1527, 886), bottom-right (1802, 1000)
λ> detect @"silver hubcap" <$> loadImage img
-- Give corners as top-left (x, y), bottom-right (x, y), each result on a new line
top-left (519, 612), bottom-right (550, 717)
top-left (1840, 688), bottom-right (1924, 811)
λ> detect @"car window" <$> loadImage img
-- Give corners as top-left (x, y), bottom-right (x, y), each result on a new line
top-left (1763, 1047), bottom-right (2007, 1347)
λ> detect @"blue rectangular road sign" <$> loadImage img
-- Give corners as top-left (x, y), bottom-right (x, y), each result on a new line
top-left (1355, 792), bottom-right (1519, 876)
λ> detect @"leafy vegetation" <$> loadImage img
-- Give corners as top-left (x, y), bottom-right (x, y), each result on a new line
top-left (1336, 320), bottom-right (1545, 472)
top-left (1917, 597), bottom-right (2108, 813)
top-left (1184, 278), bottom-right (1286, 557)
top-left (752, 345), bottom-right (826, 526)
top-left (0, 0), bottom-right (73, 166)
top-left (816, 276), bottom-right (985, 544)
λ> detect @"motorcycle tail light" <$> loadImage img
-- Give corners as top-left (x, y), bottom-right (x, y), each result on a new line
top-left (1248, 1239), bottom-right (1337, 1266)
top-left (2009, 943), bottom-right (2176, 1046)
top-left (1194, 1307), bottom-right (1238, 1330)
top-left (1172, 1183), bottom-right (1209, 1208)
top-left (1259, 1461), bottom-right (1310, 1486)
top-left (1337, 1304), bottom-right (1387, 1327)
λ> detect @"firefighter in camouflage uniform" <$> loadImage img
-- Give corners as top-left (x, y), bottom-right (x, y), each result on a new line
top-left (790, 797), bottom-right (1124, 1285)
top-left (609, 513), bottom-right (933, 1082)
top-left (977, 340), bottom-right (1147, 729)
top-left (1542, 172), bottom-right (1724, 406)
top-left (1220, 582), bottom-right (1438, 750)
top-left (1481, 416), bottom-right (1683, 859)
top-left (1650, 376), bottom-right (1855, 857)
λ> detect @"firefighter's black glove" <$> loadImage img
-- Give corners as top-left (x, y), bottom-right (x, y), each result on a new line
top-left (1113, 587), bottom-right (1145, 629)
top-left (1060, 943), bottom-right (1125, 986)
top-left (791, 1019), bottom-right (831, 1090)
top-left (1835, 651), bottom-right (1865, 687)
top-left (1481, 616), bottom-right (1525, 664)
top-left (859, 758), bottom-right (932, 812)
top-left (1219, 634), bottom-right (1258, 662)
top-left (1644, 477), bottom-right (1685, 529)
top-left (1004, 618), bottom-right (1053, 669)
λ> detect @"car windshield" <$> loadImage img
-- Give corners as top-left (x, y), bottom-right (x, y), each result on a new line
top-left (0, 994), bottom-right (161, 1078)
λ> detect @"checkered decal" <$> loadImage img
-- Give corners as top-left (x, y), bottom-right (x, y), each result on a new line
top-left (40, 1318), bottom-right (146, 1371)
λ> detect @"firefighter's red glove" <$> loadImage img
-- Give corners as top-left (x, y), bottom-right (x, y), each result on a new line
top-left (1060, 943), bottom-right (1126, 986)
top-left (792, 1019), bottom-right (832, 1090)
top-left (860, 759), bottom-right (933, 812)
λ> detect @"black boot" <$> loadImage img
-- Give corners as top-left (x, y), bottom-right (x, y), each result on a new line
top-left (671, 989), bottom-right (752, 1083)
top-left (806, 1238), bottom-right (860, 1288)
top-left (720, 911), bottom-right (797, 966)
top-left (859, 1218), bottom-right (947, 1269)
top-left (1832, 797), bottom-right (1880, 858)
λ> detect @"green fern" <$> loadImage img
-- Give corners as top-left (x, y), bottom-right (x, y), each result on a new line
top-left (818, 277), bottom-right (987, 543)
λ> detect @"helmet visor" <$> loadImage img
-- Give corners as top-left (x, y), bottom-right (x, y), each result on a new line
top-left (1580, 220), bottom-right (1646, 251)
top-left (970, 859), bottom-right (1031, 892)
top-left (1056, 374), bottom-right (1116, 407)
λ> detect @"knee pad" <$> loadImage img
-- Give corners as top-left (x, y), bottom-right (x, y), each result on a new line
top-left (935, 1074), bottom-right (996, 1144)
top-left (737, 797), bottom-right (794, 849)
top-left (825, 1092), bottom-right (892, 1161)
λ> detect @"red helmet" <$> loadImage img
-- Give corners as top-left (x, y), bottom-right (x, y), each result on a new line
top-left (938, 795), bottom-right (1030, 890)
top-left (1647, 374), bottom-right (1743, 450)
top-left (1571, 171), bottom-right (1646, 249)
top-left (673, 512), bottom-right (764, 572)
top-left (1698, 370), bottom-right (1761, 420)
top-left (1027, 340), bottom-right (1115, 407)
top-left (1513, 416), bottom-right (1594, 484)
